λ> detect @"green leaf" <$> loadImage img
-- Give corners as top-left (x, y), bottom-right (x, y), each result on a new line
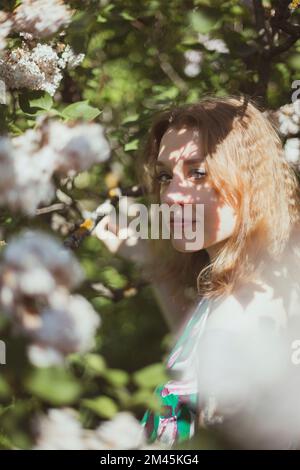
top-left (0, 432), bottom-right (16, 450)
top-left (120, 11), bottom-right (136, 21)
top-left (74, 171), bottom-right (91, 189)
top-left (96, 14), bottom-right (107, 23)
top-left (124, 139), bottom-right (139, 151)
top-left (19, 91), bottom-right (52, 115)
top-left (61, 101), bottom-right (101, 121)
top-left (25, 367), bottom-right (82, 405)
top-left (82, 396), bottom-right (118, 418)
top-left (29, 92), bottom-right (53, 111)
top-left (84, 353), bottom-right (107, 375)
top-left (189, 10), bottom-right (218, 34)
top-left (121, 114), bottom-right (139, 125)
top-left (101, 267), bottom-right (127, 289)
top-left (103, 369), bottom-right (129, 387)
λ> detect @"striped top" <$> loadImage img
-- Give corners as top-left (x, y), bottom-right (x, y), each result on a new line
top-left (140, 298), bottom-right (211, 447)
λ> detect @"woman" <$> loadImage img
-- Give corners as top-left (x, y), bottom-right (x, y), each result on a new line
top-left (94, 95), bottom-right (300, 449)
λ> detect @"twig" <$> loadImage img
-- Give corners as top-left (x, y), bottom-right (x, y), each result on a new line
top-left (35, 203), bottom-right (66, 215)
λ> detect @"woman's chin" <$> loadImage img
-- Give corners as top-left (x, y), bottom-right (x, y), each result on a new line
top-left (171, 239), bottom-right (205, 253)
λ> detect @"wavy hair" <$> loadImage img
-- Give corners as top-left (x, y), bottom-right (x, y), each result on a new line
top-left (136, 95), bottom-right (300, 301)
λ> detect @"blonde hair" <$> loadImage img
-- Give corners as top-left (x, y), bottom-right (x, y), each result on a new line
top-left (136, 94), bottom-right (300, 301)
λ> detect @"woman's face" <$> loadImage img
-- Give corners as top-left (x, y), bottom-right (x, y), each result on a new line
top-left (155, 126), bottom-right (237, 258)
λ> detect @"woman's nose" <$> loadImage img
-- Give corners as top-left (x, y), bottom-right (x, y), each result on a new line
top-left (161, 180), bottom-right (194, 206)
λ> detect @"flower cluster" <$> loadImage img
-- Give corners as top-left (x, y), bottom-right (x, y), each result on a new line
top-left (183, 33), bottom-right (228, 78)
top-left (44, 119), bottom-right (111, 175)
top-left (284, 137), bottom-right (300, 165)
top-left (0, 230), bottom-right (100, 366)
top-left (197, 33), bottom-right (229, 54)
top-left (0, 11), bottom-right (12, 52)
top-left (33, 409), bottom-right (162, 450)
top-left (0, 42), bottom-right (84, 96)
top-left (13, 0), bottom-right (73, 39)
top-left (0, 119), bottom-right (110, 215)
top-left (275, 100), bottom-right (300, 167)
top-left (277, 100), bottom-right (300, 137)
top-left (183, 50), bottom-right (203, 78)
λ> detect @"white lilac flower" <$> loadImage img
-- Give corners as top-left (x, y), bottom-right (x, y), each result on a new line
top-left (0, 11), bottom-right (12, 52)
top-left (184, 62), bottom-right (201, 78)
top-left (0, 230), bottom-right (100, 365)
top-left (0, 116), bottom-right (108, 215)
top-left (45, 120), bottom-right (111, 175)
top-left (8, 148), bottom-right (57, 215)
top-left (30, 289), bottom-right (101, 356)
top-left (0, 130), bottom-right (57, 215)
top-left (13, 0), bottom-right (73, 39)
top-left (284, 137), bottom-right (300, 164)
top-left (183, 49), bottom-right (203, 78)
top-left (94, 412), bottom-right (147, 450)
top-left (197, 33), bottom-right (229, 54)
top-left (58, 44), bottom-right (85, 70)
top-left (276, 102), bottom-right (300, 136)
top-left (0, 44), bottom-right (61, 96)
top-left (0, 229), bottom-right (83, 318)
top-left (33, 409), bottom-right (151, 450)
top-left (27, 344), bottom-right (65, 367)
top-left (0, 42), bottom-right (84, 96)
top-left (33, 408), bottom-right (86, 450)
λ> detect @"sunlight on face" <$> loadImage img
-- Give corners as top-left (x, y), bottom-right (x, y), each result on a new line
top-left (156, 126), bottom-right (237, 257)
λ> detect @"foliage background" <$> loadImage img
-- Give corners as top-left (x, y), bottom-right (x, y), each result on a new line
top-left (0, 0), bottom-right (300, 449)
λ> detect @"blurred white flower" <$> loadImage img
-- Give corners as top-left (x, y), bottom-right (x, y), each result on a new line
top-left (183, 49), bottom-right (203, 77)
top-left (94, 412), bottom-right (147, 450)
top-left (33, 408), bottom-right (86, 450)
top-left (0, 11), bottom-right (12, 51)
top-left (0, 42), bottom-right (84, 96)
top-left (184, 63), bottom-right (201, 78)
top-left (28, 344), bottom-right (66, 367)
top-left (9, 147), bottom-right (57, 215)
top-left (0, 229), bottom-right (83, 305)
top-left (33, 409), bottom-right (152, 450)
top-left (197, 33), bottom-right (229, 53)
top-left (0, 119), bottom-right (110, 215)
top-left (31, 290), bottom-right (101, 356)
top-left (45, 120), bottom-right (111, 175)
top-left (276, 101), bottom-right (300, 136)
top-left (13, 0), bottom-right (73, 39)
top-left (284, 137), bottom-right (300, 164)
top-left (58, 44), bottom-right (85, 70)
top-left (0, 130), bottom-right (57, 215)
top-left (0, 230), bottom-right (100, 365)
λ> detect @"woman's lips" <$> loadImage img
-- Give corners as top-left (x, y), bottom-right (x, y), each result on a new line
top-left (170, 220), bottom-right (196, 226)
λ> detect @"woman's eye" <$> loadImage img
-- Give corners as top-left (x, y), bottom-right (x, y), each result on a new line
top-left (155, 173), bottom-right (171, 184)
top-left (155, 169), bottom-right (206, 183)
top-left (189, 169), bottom-right (206, 180)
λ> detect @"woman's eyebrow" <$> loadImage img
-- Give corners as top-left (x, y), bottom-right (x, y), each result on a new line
top-left (155, 157), bottom-right (204, 167)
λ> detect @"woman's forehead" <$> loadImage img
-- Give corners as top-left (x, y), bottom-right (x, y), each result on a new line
top-left (158, 126), bottom-right (204, 162)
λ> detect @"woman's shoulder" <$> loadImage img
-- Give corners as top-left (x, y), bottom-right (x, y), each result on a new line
top-left (206, 279), bottom-right (291, 334)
